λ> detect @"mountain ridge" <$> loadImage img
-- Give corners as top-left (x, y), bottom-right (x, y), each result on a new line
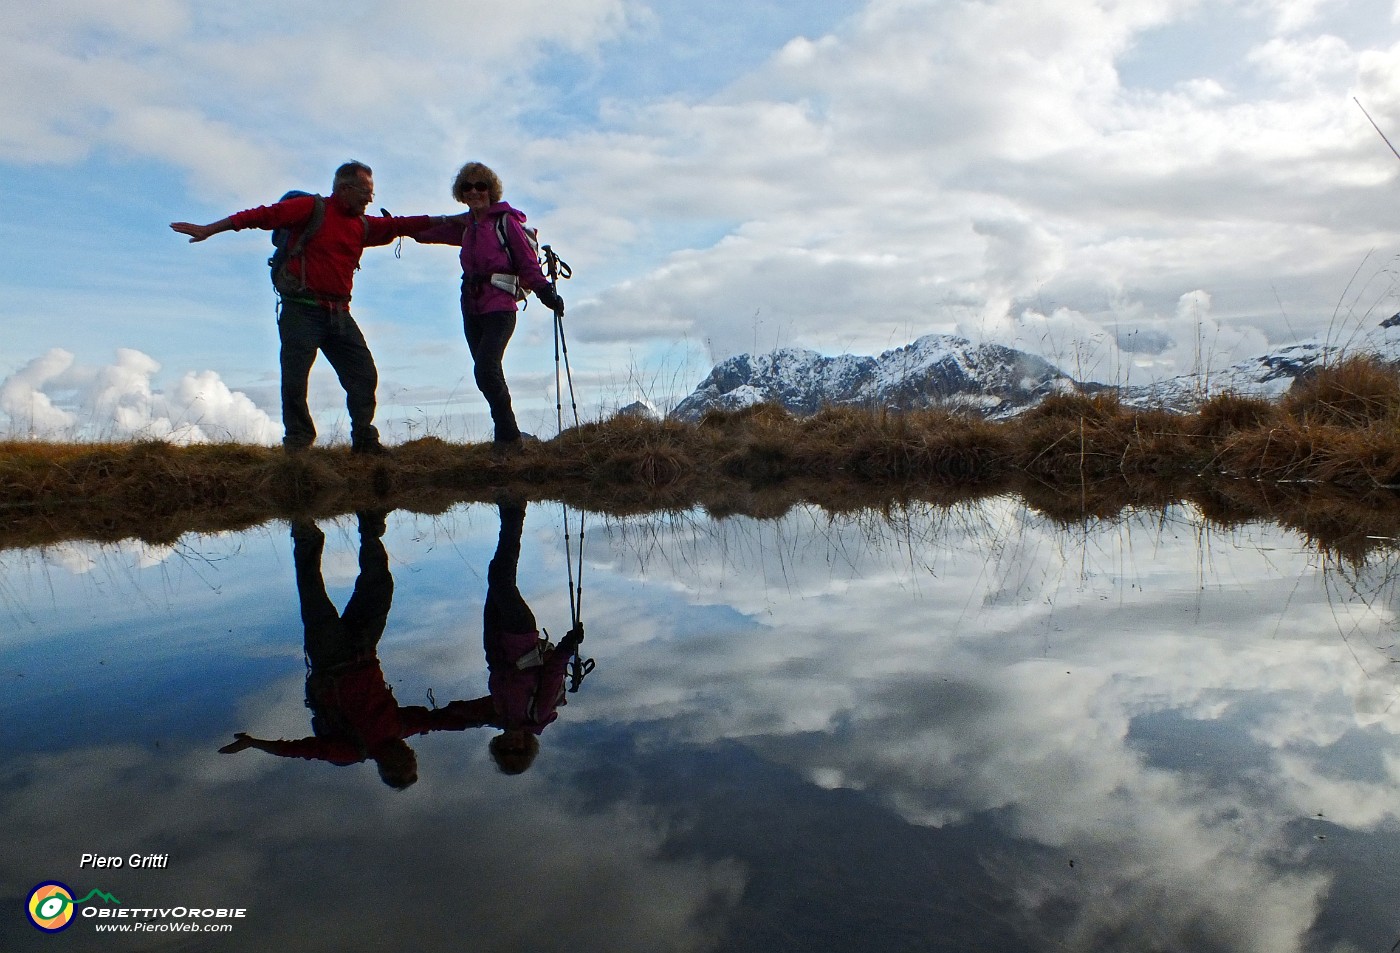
top-left (668, 328), bottom-right (1400, 420)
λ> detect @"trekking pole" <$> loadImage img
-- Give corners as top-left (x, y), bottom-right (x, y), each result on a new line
top-left (552, 303), bottom-right (564, 434)
top-left (542, 245), bottom-right (580, 431)
top-left (1355, 98), bottom-right (1400, 163)
top-left (556, 312), bottom-right (581, 430)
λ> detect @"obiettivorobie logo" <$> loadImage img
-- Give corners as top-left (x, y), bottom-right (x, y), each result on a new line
top-left (26, 882), bottom-right (120, 933)
top-left (25, 878), bottom-right (247, 936)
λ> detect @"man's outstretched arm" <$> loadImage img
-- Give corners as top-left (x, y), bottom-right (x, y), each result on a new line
top-left (170, 218), bottom-right (236, 243)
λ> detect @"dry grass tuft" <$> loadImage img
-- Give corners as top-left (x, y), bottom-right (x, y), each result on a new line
top-left (1193, 392), bottom-right (1280, 436)
top-left (1282, 355), bottom-right (1400, 428)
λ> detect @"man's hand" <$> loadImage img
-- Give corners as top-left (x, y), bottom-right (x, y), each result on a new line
top-left (218, 732), bottom-right (255, 754)
top-left (170, 219), bottom-right (231, 243)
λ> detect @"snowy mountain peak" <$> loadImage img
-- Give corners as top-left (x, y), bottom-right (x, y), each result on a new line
top-left (670, 334), bottom-right (1077, 421)
top-left (669, 326), bottom-right (1400, 421)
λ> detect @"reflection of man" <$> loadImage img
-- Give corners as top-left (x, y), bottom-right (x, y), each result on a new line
top-left (219, 511), bottom-right (479, 788)
top-left (170, 161), bottom-right (436, 454)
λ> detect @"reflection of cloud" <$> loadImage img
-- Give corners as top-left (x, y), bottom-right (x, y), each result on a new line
top-left (0, 348), bottom-right (279, 444)
top-left (10, 501), bottom-right (1400, 950)
top-left (572, 502), bottom-right (1400, 949)
top-left (44, 542), bottom-right (99, 576)
top-left (44, 540), bottom-right (181, 575)
top-left (0, 741), bottom-right (743, 953)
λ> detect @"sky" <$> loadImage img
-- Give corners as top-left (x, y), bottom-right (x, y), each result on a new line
top-left (5, 0), bottom-right (1400, 444)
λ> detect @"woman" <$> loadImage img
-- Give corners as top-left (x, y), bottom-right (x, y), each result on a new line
top-left (478, 498), bottom-right (580, 774)
top-left (415, 162), bottom-right (565, 452)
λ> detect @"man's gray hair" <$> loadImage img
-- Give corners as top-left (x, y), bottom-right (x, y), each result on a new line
top-left (333, 160), bottom-right (373, 189)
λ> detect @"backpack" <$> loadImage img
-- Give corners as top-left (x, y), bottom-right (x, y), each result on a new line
top-left (489, 213), bottom-right (541, 302)
top-left (266, 192), bottom-right (377, 298)
top-left (268, 191), bottom-right (326, 296)
top-left (498, 635), bottom-right (569, 730)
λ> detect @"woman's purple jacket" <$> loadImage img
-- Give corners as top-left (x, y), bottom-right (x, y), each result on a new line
top-left (414, 201), bottom-right (552, 315)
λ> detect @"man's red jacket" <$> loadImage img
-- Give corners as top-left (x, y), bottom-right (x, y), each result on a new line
top-left (230, 195), bottom-right (432, 300)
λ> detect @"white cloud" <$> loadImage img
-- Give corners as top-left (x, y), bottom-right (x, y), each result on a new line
top-left (0, 349), bottom-right (79, 434)
top-left (1247, 34), bottom-right (1356, 91)
top-left (0, 0), bottom-right (634, 202)
top-left (6, 0), bottom-right (1400, 421)
top-left (0, 348), bottom-right (279, 444)
top-left (168, 368), bottom-right (282, 444)
top-left (520, 0), bottom-right (1400, 374)
top-left (1249, 0), bottom-right (1344, 34)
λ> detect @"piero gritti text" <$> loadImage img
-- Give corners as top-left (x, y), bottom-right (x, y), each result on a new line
top-left (80, 852), bottom-right (170, 869)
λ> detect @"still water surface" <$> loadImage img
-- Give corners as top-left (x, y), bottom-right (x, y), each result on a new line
top-left (3, 498), bottom-right (1400, 952)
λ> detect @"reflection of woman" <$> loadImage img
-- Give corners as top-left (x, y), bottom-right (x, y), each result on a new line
top-left (414, 162), bottom-right (565, 453)
top-left (219, 512), bottom-right (481, 788)
top-left (479, 499), bottom-right (582, 774)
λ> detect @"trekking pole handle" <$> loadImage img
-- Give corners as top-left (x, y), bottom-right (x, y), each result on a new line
top-left (542, 245), bottom-right (572, 282)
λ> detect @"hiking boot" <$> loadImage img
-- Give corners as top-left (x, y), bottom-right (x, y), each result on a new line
top-left (283, 441), bottom-right (311, 455)
top-left (492, 488), bottom-right (527, 510)
top-left (289, 520), bottom-right (324, 542)
top-left (357, 511), bottom-right (388, 538)
top-left (351, 439), bottom-right (390, 457)
top-left (493, 431), bottom-right (539, 451)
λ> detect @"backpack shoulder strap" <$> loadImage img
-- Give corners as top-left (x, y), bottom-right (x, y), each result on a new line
top-left (272, 195), bottom-right (326, 296)
top-left (493, 213), bottom-right (515, 272)
top-left (288, 195), bottom-right (326, 258)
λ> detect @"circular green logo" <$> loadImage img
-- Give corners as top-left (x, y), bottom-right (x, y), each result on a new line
top-left (27, 882), bottom-right (75, 933)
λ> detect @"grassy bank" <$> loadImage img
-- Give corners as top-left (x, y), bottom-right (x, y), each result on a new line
top-left (5, 357), bottom-right (1400, 556)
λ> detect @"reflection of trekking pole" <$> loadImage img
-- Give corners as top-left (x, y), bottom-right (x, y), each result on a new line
top-left (562, 503), bottom-right (592, 693)
top-left (543, 245), bottom-right (579, 433)
top-left (568, 650), bottom-right (595, 693)
top-left (1355, 98), bottom-right (1400, 163)
top-left (541, 243), bottom-right (591, 691)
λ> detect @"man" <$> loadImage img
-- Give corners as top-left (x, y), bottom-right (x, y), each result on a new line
top-left (171, 161), bottom-right (435, 454)
top-left (218, 512), bottom-right (485, 788)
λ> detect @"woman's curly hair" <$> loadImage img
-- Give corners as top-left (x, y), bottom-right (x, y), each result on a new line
top-left (452, 161), bottom-right (503, 205)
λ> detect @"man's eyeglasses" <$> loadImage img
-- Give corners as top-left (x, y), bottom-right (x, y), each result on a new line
top-left (342, 185), bottom-right (374, 197)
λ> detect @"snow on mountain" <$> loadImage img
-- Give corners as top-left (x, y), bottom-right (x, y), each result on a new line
top-left (1119, 326), bottom-right (1400, 410)
top-left (669, 326), bottom-right (1400, 421)
top-left (670, 334), bottom-right (1078, 421)
top-left (615, 398), bottom-right (663, 420)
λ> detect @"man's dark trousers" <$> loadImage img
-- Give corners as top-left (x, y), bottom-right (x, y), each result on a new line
top-left (278, 298), bottom-right (381, 450)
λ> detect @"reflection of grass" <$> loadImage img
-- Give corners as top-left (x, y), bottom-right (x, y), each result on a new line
top-left (7, 357), bottom-right (1400, 559)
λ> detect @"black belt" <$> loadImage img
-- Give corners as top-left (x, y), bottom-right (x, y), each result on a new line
top-left (283, 293), bottom-right (351, 312)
